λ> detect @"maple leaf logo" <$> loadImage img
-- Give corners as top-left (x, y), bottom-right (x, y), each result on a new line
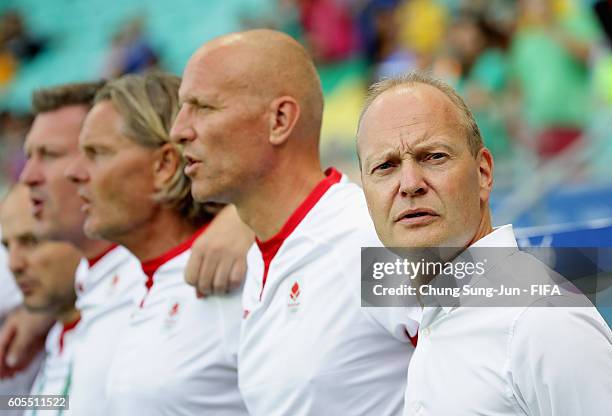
top-left (290, 282), bottom-right (300, 301)
top-left (169, 302), bottom-right (180, 317)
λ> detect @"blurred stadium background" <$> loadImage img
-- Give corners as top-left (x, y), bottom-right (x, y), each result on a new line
top-left (0, 0), bottom-right (610, 316)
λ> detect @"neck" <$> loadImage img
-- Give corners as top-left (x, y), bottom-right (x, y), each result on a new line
top-left (235, 158), bottom-right (325, 241)
top-left (56, 306), bottom-right (80, 326)
top-left (466, 207), bottom-right (494, 248)
top-left (116, 209), bottom-right (197, 262)
top-left (80, 238), bottom-right (116, 261)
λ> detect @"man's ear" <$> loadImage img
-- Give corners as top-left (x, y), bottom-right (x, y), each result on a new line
top-left (153, 143), bottom-right (181, 190)
top-left (477, 147), bottom-right (494, 204)
top-left (268, 96), bottom-right (300, 146)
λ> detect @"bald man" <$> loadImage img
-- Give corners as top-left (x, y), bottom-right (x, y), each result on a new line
top-left (171, 29), bottom-right (420, 416)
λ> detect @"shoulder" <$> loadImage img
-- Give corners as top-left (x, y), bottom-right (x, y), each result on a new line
top-left (304, 180), bottom-right (381, 247)
top-left (509, 304), bottom-right (611, 372)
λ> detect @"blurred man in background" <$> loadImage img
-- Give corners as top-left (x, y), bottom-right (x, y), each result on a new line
top-left (0, 202), bottom-right (41, 415)
top-left (1, 184), bottom-right (81, 414)
top-left (67, 72), bottom-right (247, 415)
top-left (172, 29), bottom-right (419, 415)
top-left (357, 72), bottom-right (612, 415)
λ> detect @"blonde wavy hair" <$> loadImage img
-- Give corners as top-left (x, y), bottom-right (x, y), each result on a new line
top-left (95, 71), bottom-right (214, 225)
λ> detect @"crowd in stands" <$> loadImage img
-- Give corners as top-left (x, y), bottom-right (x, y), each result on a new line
top-left (1, 0), bottom-right (611, 198)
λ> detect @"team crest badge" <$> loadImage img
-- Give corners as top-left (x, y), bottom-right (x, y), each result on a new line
top-left (163, 300), bottom-right (181, 329)
top-left (287, 281), bottom-right (301, 314)
top-left (106, 274), bottom-right (120, 297)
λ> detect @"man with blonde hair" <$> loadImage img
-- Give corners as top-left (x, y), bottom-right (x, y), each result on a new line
top-left (67, 71), bottom-right (247, 415)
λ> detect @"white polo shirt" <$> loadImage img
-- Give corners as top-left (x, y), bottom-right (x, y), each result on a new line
top-left (69, 245), bottom-right (142, 416)
top-left (239, 168), bottom-right (420, 416)
top-left (25, 318), bottom-right (80, 416)
top-left (404, 225), bottom-right (612, 416)
top-left (105, 228), bottom-right (247, 416)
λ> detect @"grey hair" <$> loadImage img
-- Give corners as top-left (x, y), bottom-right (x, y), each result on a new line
top-left (358, 72), bottom-right (484, 157)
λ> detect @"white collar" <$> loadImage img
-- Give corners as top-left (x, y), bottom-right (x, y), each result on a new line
top-left (471, 224), bottom-right (518, 248)
top-left (438, 224), bottom-right (518, 314)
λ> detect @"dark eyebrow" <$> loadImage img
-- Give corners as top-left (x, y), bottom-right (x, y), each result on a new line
top-left (18, 232), bottom-right (38, 244)
top-left (180, 95), bottom-right (205, 107)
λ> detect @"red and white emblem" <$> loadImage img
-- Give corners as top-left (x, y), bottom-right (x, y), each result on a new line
top-left (106, 274), bottom-right (120, 297)
top-left (163, 300), bottom-right (181, 329)
top-left (287, 281), bottom-right (301, 314)
top-left (290, 282), bottom-right (300, 301)
top-left (169, 302), bottom-right (180, 317)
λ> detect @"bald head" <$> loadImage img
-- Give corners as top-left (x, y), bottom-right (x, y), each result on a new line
top-left (171, 29), bottom-right (327, 205)
top-left (188, 29), bottom-right (324, 141)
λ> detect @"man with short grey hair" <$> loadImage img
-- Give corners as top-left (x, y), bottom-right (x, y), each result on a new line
top-left (357, 72), bottom-right (612, 416)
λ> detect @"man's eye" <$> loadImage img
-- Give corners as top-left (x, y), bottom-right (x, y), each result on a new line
top-left (20, 236), bottom-right (39, 247)
top-left (40, 149), bottom-right (59, 159)
top-left (425, 153), bottom-right (448, 162)
top-left (86, 148), bottom-right (106, 159)
top-left (373, 161), bottom-right (394, 173)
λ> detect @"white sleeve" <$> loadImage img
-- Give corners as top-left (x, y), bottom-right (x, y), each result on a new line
top-left (339, 227), bottom-right (421, 343)
top-left (509, 306), bottom-right (612, 416)
top-left (214, 288), bottom-right (244, 366)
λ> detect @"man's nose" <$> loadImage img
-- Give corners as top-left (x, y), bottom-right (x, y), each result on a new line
top-left (8, 246), bottom-right (27, 277)
top-left (65, 153), bottom-right (88, 184)
top-left (399, 162), bottom-right (428, 197)
top-left (20, 157), bottom-right (44, 186)
top-left (170, 108), bottom-right (196, 146)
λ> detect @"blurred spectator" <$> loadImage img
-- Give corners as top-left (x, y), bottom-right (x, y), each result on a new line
top-left (241, 0), bottom-right (304, 41)
top-left (298, 0), bottom-right (359, 63)
top-left (356, 0), bottom-right (401, 65)
top-left (396, 0), bottom-right (449, 69)
top-left (0, 11), bottom-right (45, 62)
top-left (0, 10), bottom-right (45, 86)
top-left (592, 0), bottom-right (612, 105)
top-left (446, 10), bottom-right (513, 160)
top-left (0, 48), bottom-right (17, 87)
top-left (509, 0), bottom-right (602, 159)
top-left (357, 0), bottom-right (418, 81)
top-left (0, 111), bottom-right (29, 194)
top-left (103, 17), bottom-right (159, 77)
